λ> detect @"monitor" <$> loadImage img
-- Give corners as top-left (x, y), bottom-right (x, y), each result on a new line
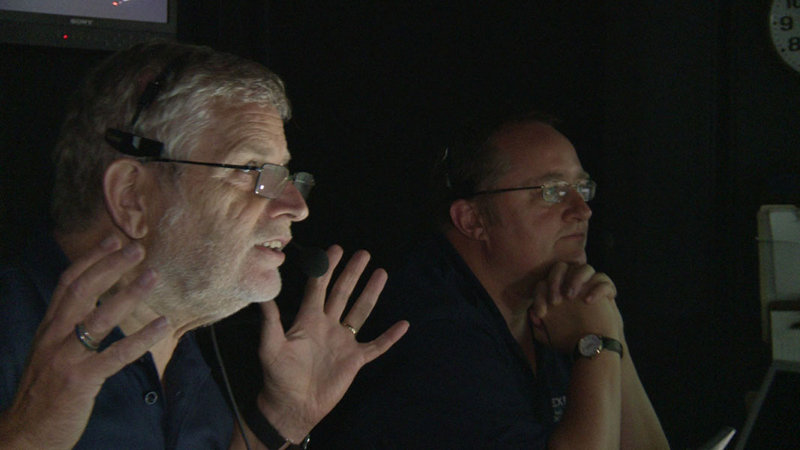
top-left (0, 0), bottom-right (177, 51)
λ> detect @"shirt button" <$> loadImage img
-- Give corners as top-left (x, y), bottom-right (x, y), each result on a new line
top-left (144, 391), bottom-right (159, 405)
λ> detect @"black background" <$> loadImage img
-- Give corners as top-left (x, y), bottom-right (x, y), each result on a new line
top-left (2, 1), bottom-right (799, 448)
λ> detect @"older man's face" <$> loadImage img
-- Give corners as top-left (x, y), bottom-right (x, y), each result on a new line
top-left (146, 103), bottom-right (309, 325)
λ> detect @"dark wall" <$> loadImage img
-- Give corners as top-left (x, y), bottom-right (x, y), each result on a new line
top-left (1, 1), bottom-right (798, 448)
top-left (599, 1), bottom-right (799, 445)
top-left (265, 2), bottom-right (605, 265)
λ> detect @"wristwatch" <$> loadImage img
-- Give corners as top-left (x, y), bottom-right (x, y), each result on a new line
top-left (573, 334), bottom-right (623, 360)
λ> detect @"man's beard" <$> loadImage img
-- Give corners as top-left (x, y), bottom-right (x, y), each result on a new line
top-left (144, 201), bottom-right (279, 327)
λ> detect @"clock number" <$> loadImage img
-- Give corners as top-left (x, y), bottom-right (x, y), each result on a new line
top-left (780, 16), bottom-right (794, 30)
top-left (790, 37), bottom-right (800, 51)
top-left (787, 0), bottom-right (800, 8)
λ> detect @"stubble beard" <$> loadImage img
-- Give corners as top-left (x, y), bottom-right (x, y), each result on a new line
top-left (145, 201), bottom-right (279, 327)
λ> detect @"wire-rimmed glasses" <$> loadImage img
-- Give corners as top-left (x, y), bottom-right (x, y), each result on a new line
top-left (470, 179), bottom-right (596, 204)
top-left (105, 128), bottom-right (314, 200)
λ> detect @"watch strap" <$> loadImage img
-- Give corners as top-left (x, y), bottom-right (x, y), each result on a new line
top-left (601, 337), bottom-right (624, 358)
top-left (243, 399), bottom-right (310, 449)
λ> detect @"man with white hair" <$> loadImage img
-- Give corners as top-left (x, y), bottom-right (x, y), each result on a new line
top-left (0, 40), bottom-right (408, 449)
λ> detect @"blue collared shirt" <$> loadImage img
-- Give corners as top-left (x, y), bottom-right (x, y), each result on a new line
top-left (314, 233), bottom-right (572, 448)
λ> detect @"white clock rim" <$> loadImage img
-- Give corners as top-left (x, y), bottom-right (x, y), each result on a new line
top-left (769, 1), bottom-right (800, 72)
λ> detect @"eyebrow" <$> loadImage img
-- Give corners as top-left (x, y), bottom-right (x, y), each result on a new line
top-left (523, 170), bottom-right (591, 185)
top-left (227, 148), bottom-right (290, 167)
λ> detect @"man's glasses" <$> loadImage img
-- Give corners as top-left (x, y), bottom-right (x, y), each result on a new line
top-left (105, 128), bottom-right (314, 200)
top-left (470, 179), bottom-right (596, 204)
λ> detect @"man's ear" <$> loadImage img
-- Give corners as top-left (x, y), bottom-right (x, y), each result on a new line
top-left (103, 159), bottom-right (154, 239)
top-left (449, 199), bottom-right (486, 241)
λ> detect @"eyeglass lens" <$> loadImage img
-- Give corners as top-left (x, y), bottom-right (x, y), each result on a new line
top-left (291, 172), bottom-right (315, 199)
top-left (254, 164), bottom-right (314, 200)
top-left (542, 180), bottom-right (595, 203)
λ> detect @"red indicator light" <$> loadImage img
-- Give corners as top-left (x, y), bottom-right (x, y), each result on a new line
top-left (62, 34), bottom-right (69, 40)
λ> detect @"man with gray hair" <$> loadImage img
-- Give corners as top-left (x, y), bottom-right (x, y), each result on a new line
top-left (0, 40), bottom-right (408, 449)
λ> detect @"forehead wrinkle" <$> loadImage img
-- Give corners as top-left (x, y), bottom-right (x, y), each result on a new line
top-left (224, 135), bottom-right (290, 166)
top-left (208, 103), bottom-right (288, 164)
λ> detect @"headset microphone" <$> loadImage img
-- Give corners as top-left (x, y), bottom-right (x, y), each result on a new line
top-left (284, 241), bottom-right (329, 278)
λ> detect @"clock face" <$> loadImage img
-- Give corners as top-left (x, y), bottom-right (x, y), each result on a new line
top-left (770, 0), bottom-right (800, 73)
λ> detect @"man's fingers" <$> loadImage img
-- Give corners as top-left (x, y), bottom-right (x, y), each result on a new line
top-left (46, 237), bottom-right (122, 320)
top-left (546, 262), bottom-right (568, 305)
top-left (78, 269), bottom-right (159, 351)
top-left (92, 316), bottom-right (169, 376)
top-left (259, 300), bottom-right (286, 350)
top-left (529, 280), bottom-right (549, 325)
top-left (50, 236), bottom-right (121, 300)
top-left (530, 323), bottom-right (550, 344)
top-left (584, 272), bottom-right (616, 304)
top-left (360, 320), bottom-right (409, 364)
top-left (324, 250), bottom-right (371, 318)
top-left (340, 269), bottom-right (387, 330)
top-left (564, 264), bottom-right (595, 299)
top-left (46, 242), bottom-right (146, 336)
top-left (298, 245), bottom-right (344, 315)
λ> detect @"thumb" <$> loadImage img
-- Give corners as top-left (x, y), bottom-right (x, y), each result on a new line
top-left (259, 301), bottom-right (285, 357)
top-left (528, 280), bottom-right (549, 325)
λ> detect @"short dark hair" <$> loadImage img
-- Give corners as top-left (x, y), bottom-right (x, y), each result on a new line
top-left (431, 110), bottom-right (561, 227)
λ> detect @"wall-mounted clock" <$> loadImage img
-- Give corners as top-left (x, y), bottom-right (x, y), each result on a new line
top-left (769, 0), bottom-right (800, 73)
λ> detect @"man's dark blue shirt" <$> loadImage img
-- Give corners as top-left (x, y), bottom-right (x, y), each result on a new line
top-left (314, 234), bottom-right (572, 448)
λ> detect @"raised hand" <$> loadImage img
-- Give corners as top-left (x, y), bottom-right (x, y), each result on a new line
top-left (255, 245), bottom-right (409, 443)
top-left (0, 236), bottom-right (169, 449)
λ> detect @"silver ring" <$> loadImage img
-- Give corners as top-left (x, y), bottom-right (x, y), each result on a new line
top-left (341, 322), bottom-right (358, 336)
top-left (75, 322), bottom-right (100, 351)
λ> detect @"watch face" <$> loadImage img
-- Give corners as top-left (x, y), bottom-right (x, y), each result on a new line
top-left (578, 334), bottom-right (603, 357)
top-left (769, 0), bottom-right (800, 73)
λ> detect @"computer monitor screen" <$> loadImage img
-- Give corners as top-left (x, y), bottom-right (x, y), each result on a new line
top-left (0, 0), bottom-right (176, 51)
